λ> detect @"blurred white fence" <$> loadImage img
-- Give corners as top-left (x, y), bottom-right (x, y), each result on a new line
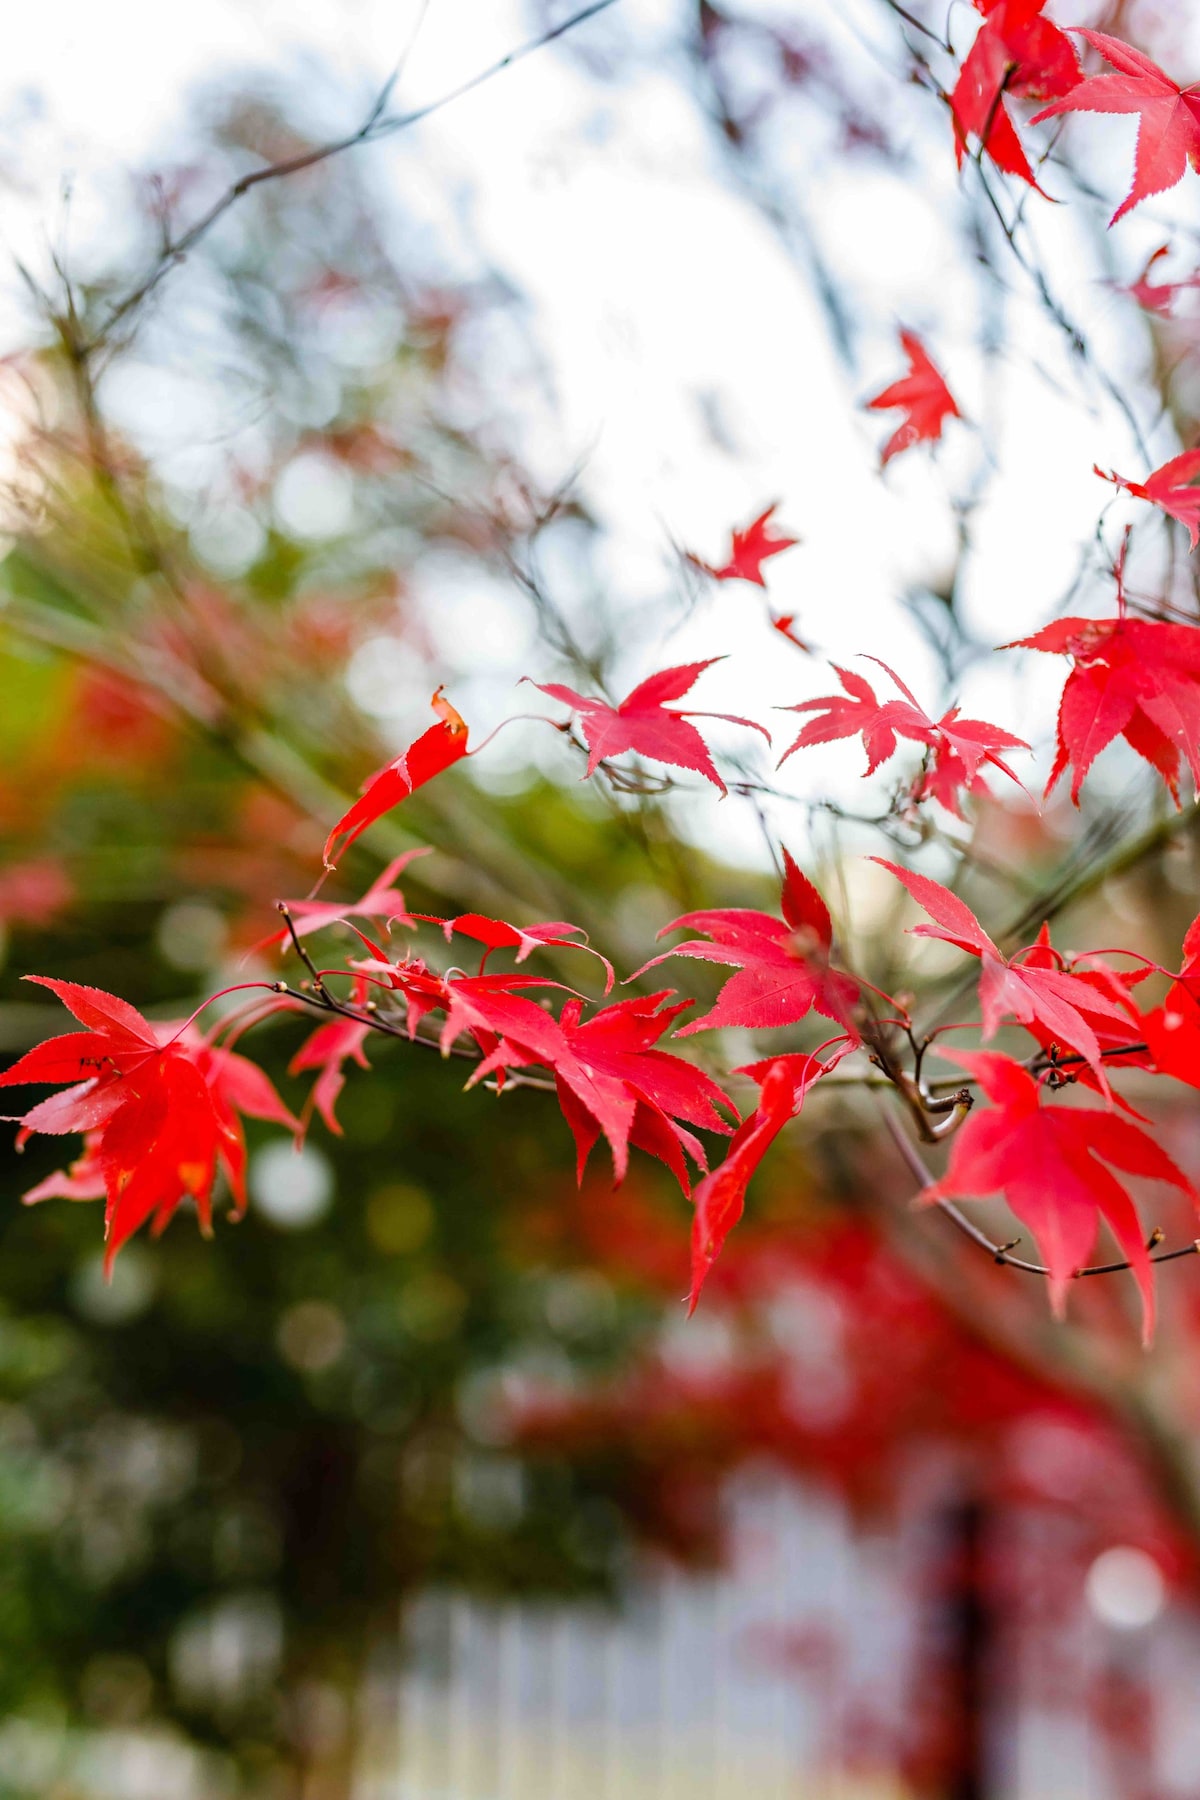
top-left (379, 1476), bottom-right (913, 1800)
top-left (357, 1468), bottom-right (1200, 1800)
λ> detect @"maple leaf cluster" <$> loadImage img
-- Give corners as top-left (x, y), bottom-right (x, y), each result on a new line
top-left (947, 14), bottom-right (1200, 227)
top-left (950, 0), bottom-right (1079, 189)
top-left (1011, 595), bottom-right (1200, 805)
top-left (873, 861), bottom-right (1200, 1339)
top-left (0, 979), bottom-right (298, 1271)
top-left (3, 844), bottom-right (869, 1314)
top-left (780, 660), bottom-right (1029, 819)
top-left (15, 550), bottom-right (1200, 1337)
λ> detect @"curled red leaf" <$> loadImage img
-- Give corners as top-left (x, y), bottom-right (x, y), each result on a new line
top-left (323, 689), bottom-right (468, 869)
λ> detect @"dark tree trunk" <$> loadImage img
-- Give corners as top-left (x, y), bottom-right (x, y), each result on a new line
top-left (942, 1495), bottom-right (991, 1800)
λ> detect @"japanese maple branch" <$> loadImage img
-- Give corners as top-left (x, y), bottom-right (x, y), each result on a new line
top-left (814, 1038), bottom-right (1152, 1096)
top-left (882, 1104), bottom-right (1200, 1281)
top-left (272, 903), bottom-right (559, 1093)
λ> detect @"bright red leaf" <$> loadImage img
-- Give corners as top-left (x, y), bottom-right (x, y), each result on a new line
top-left (433, 973), bottom-right (732, 1192)
top-left (420, 912), bottom-right (615, 993)
top-left (551, 993), bottom-right (737, 1197)
top-left (689, 505), bottom-right (800, 586)
top-left (951, 0), bottom-right (1079, 187)
top-left (0, 979), bottom-right (298, 1267)
top-left (636, 850), bottom-right (861, 1037)
top-left (323, 688), bottom-right (469, 869)
top-left (1140, 909), bottom-right (1200, 1091)
top-left (866, 331), bottom-right (960, 466)
top-left (252, 848), bottom-right (428, 955)
top-left (289, 975), bottom-right (375, 1135)
top-left (1097, 452), bottom-right (1200, 549)
top-left (779, 659), bottom-right (1029, 818)
top-left (873, 860), bottom-right (1135, 1086)
top-left (527, 659), bottom-right (770, 795)
top-left (923, 1049), bottom-right (1197, 1341)
top-left (1122, 243), bottom-right (1200, 316)
top-left (689, 1047), bottom-right (846, 1312)
top-left (1031, 30), bottom-right (1200, 225)
top-left (1009, 609), bottom-right (1200, 803)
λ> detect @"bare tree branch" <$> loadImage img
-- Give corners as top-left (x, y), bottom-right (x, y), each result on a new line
top-left (91, 0), bottom-right (623, 350)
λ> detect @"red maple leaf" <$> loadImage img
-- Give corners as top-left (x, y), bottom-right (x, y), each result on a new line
top-left (432, 973), bottom-right (732, 1191)
top-left (1096, 452), bottom-right (1200, 549)
top-left (635, 850), bottom-right (861, 1037)
top-left (0, 978), bottom-right (298, 1266)
top-left (438, 972), bottom-right (638, 1176)
top-left (689, 1047), bottom-right (847, 1312)
top-left (1008, 610), bottom-right (1200, 803)
top-left (1015, 924), bottom-right (1152, 1112)
top-left (873, 861), bottom-right (1135, 1086)
top-left (689, 505), bottom-right (800, 586)
top-left (1031, 30), bottom-right (1200, 225)
top-left (527, 660), bottom-right (771, 795)
top-left (419, 912), bottom-right (614, 993)
top-left (923, 1049), bottom-right (1197, 1341)
top-left (323, 688), bottom-right (469, 869)
top-left (1139, 910), bottom-right (1200, 1091)
top-left (288, 974), bottom-right (375, 1135)
top-left (550, 993), bottom-right (737, 1196)
top-left (289, 1014), bottom-right (372, 1136)
top-left (951, 0), bottom-right (1080, 186)
top-left (866, 331), bottom-right (961, 466)
top-left (1122, 244), bottom-right (1200, 316)
top-left (251, 848), bottom-right (428, 955)
top-left (779, 660), bottom-right (1029, 818)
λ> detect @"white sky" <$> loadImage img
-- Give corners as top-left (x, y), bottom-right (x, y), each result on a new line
top-left (3, 0), bottom-right (1200, 870)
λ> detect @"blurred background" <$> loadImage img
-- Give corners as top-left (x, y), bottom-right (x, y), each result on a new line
top-left (4, 1), bottom-right (1200, 1795)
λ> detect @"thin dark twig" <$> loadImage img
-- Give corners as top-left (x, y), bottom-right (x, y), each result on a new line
top-left (882, 1104), bottom-right (1200, 1282)
top-left (277, 903), bottom-right (333, 998)
top-left (273, 909), bottom-right (559, 1092)
top-left (970, 160), bottom-right (1153, 465)
top-left (877, 0), bottom-right (952, 52)
top-left (93, 0), bottom-right (622, 347)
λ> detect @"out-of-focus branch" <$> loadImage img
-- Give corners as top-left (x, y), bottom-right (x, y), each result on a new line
top-left (92, 0), bottom-right (623, 349)
top-left (870, 1160), bottom-right (1200, 1554)
top-left (270, 903), bottom-right (560, 1095)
